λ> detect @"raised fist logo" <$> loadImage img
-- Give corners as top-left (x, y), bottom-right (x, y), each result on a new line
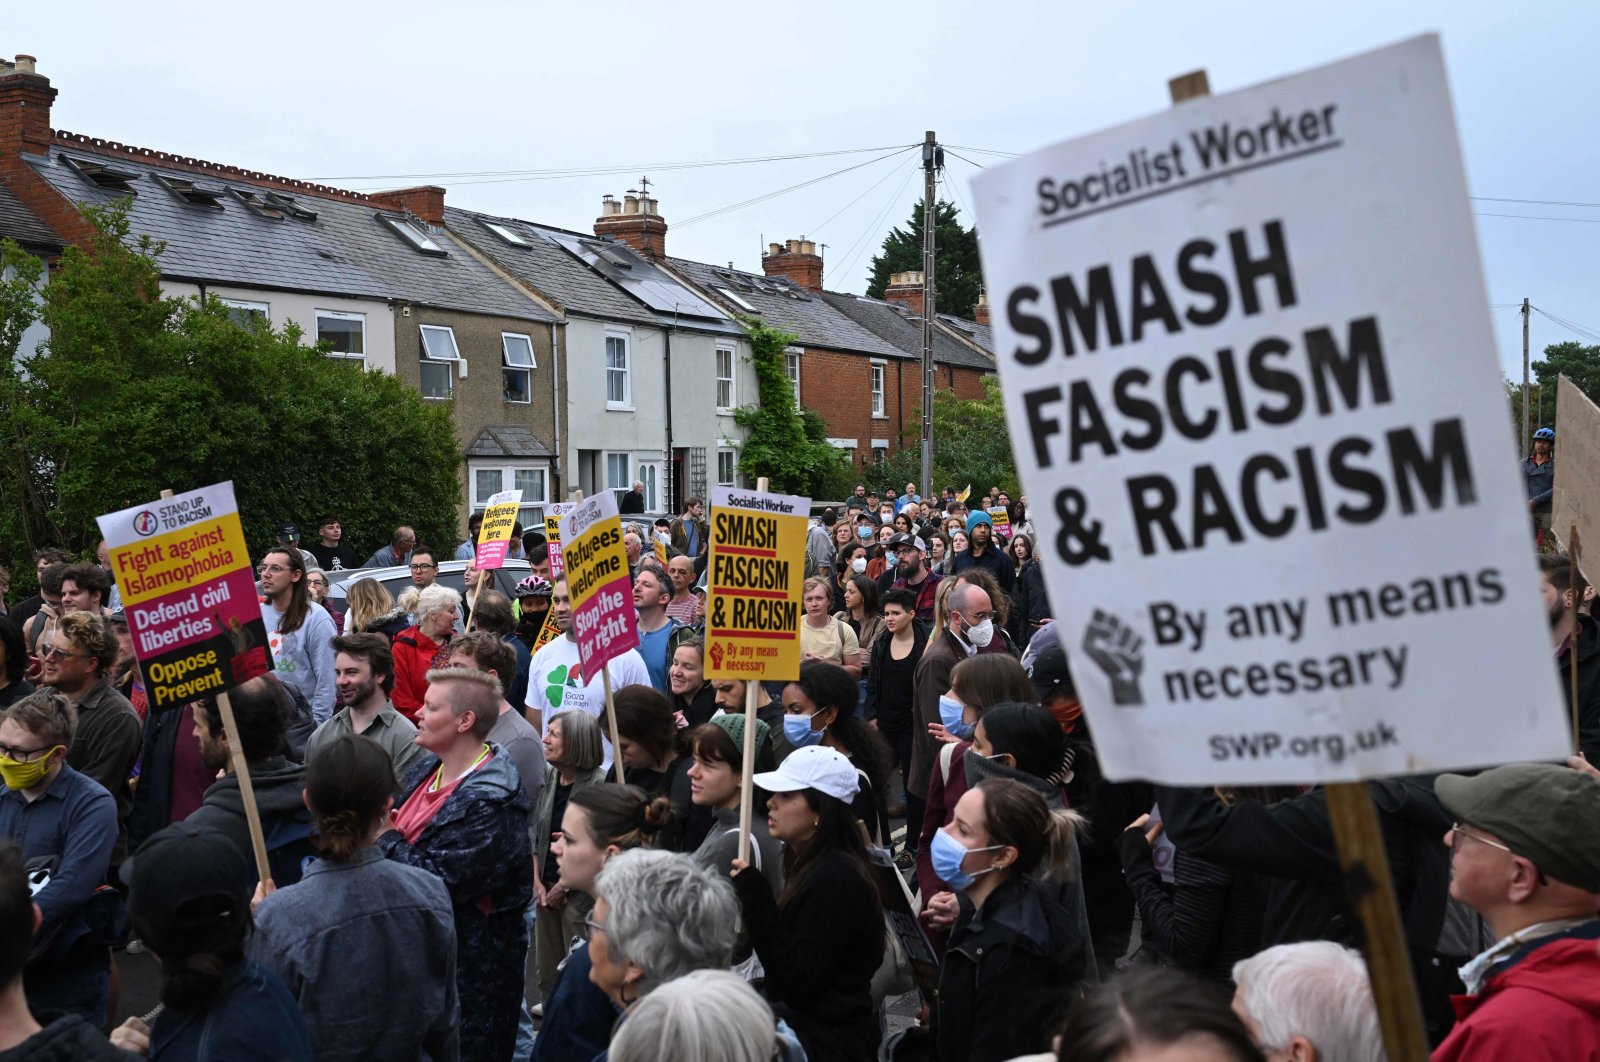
top-left (1082, 610), bottom-right (1145, 706)
top-left (709, 641), bottom-right (726, 671)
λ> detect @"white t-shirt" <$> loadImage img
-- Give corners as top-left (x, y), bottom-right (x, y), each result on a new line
top-left (524, 635), bottom-right (651, 769)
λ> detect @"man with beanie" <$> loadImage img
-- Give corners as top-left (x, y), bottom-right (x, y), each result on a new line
top-left (1431, 762), bottom-right (1600, 1061)
top-left (951, 510), bottom-right (1014, 592)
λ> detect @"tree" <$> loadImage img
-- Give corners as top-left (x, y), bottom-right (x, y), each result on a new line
top-left (732, 318), bottom-right (853, 498)
top-left (866, 199), bottom-right (982, 321)
top-left (879, 376), bottom-right (1018, 497)
top-left (0, 202), bottom-right (462, 588)
top-left (1506, 340), bottom-right (1600, 441)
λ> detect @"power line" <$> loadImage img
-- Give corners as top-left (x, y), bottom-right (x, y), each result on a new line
top-left (675, 146), bottom-right (918, 229)
top-left (1532, 306), bottom-right (1600, 344)
top-left (944, 144), bottom-right (1019, 157)
top-left (1474, 212), bottom-right (1600, 225)
top-left (805, 149), bottom-right (919, 237)
top-left (940, 167), bottom-right (974, 226)
top-left (1474, 195), bottom-right (1600, 209)
top-left (319, 144), bottom-right (912, 184)
top-left (826, 161), bottom-right (919, 285)
top-left (943, 149), bottom-right (989, 172)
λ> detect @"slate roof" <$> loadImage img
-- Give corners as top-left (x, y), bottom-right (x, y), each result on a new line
top-left (936, 312), bottom-right (994, 357)
top-left (819, 291), bottom-right (995, 371)
top-left (446, 208), bottom-right (738, 335)
top-left (467, 425), bottom-right (555, 458)
top-left (0, 179), bottom-right (58, 248)
top-left (663, 257), bottom-right (905, 359)
top-left (23, 146), bottom-right (554, 322)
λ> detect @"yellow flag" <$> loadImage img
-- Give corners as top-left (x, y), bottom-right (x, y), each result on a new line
top-left (956, 484), bottom-right (971, 503)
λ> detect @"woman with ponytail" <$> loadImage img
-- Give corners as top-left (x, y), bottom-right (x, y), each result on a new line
top-left (251, 734), bottom-right (459, 1060)
top-left (530, 784), bottom-right (673, 1062)
top-left (931, 777), bottom-right (1091, 1062)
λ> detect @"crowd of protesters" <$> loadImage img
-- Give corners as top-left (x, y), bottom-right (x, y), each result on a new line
top-left (0, 461), bottom-right (1597, 1061)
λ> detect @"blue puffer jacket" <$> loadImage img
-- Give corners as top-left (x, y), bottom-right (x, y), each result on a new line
top-left (380, 747), bottom-right (533, 1062)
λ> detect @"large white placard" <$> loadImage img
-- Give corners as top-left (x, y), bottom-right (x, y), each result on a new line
top-left (972, 36), bottom-right (1566, 783)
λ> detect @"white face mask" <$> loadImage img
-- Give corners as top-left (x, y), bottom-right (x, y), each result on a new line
top-left (965, 617), bottom-right (995, 648)
top-left (851, 556), bottom-right (868, 574)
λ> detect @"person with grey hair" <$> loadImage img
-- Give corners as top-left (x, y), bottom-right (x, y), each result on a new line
top-left (392, 583), bottom-right (463, 718)
top-left (608, 970), bottom-right (791, 1062)
top-left (587, 849), bottom-right (739, 1021)
top-left (1231, 941), bottom-right (1385, 1062)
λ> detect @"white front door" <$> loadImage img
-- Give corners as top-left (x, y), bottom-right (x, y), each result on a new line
top-left (637, 461), bottom-right (663, 513)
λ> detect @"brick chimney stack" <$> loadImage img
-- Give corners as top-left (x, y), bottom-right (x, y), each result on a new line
top-left (761, 238), bottom-right (823, 293)
top-left (973, 292), bottom-right (990, 325)
top-left (0, 55), bottom-right (57, 153)
top-left (371, 185), bottom-right (446, 225)
top-left (883, 271), bottom-right (927, 317)
top-left (594, 187), bottom-right (668, 258)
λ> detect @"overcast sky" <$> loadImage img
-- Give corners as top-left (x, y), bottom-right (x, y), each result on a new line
top-left (13, 0), bottom-right (1597, 378)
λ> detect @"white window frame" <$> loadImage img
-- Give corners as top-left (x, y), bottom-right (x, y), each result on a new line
top-left (483, 220), bottom-right (530, 248)
top-left (316, 309), bottom-right (366, 366)
top-left (222, 298), bottom-right (269, 328)
top-left (419, 324), bottom-right (459, 400)
top-left (716, 447), bottom-right (737, 488)
top-left (784, 347), bottom-right (802, 405)
top-left (501, 332), bottom-right (535, 405)
top-left (605, 331), bottom-right (633, 410)
top-left (715, 346), bottom-right (735, 412)
top-left (470, 461), bottom-right (551, 525)
top-left (718, 286), bottom-right (757, 312)
top-left (603, 451), bottom-right (633, 503)
top-left (870, 360), bottom-right (887, 418)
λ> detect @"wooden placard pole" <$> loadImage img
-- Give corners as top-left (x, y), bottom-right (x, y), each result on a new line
top-left (602, 662), bottom-right (623, 786)
top-left (1324, 783), bottom-right (1429, 1060)
top-left (157, 490), bottom-right (271, 886)
top-left (736, 477), bottom-right (771, 865)
top-left (1158, 71), bottom-right (1427, 1060)
top-left (1571, 525), bottom-right (1583, 749)
top-left (463, 566), bottom-right (490, 633)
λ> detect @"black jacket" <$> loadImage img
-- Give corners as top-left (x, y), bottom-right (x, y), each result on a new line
top-left (935, 874), bottom-right (1090, 1062)
top-left (1560, 614), bottom-right (1600, 763)
top-left (185, 756), bottom-right (313, 892)
top-left (734, 853), bottom-right (883, 1062)
top-left (951, 542), bottom-right (1014, 593)
top-left (0, 1015), bottom-right (140, 1061)
top-left (865, 619), bottom-right (930, 730)
top-left (1116, 830), bottom-right (1263, 982)
top-left (1007, 561), bottom-right (1050, 648)
top-left (1155, 778), bottom-right (1458, 1037)
top-left (128, 704), bottom-right (187, 850)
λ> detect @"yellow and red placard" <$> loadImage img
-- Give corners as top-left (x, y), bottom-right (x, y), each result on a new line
top-left (475, 489), bottom-right (522, 569)
top-left (705, 486), bottom-right (810, 681)
top-left (559, 493), bottom-right (637, 673)
top-left (545, 502), bottom-right (573, 575)
top-left (987, 506), bottom-right (1011, 535)
top-left (97, 481), bottom-right (271, 711)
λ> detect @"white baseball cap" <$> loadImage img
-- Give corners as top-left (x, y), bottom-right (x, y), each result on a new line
top-left (751, 745), bottom-right (859, 803)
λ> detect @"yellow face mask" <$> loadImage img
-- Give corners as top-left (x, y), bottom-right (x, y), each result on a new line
top-left (0, 747), bottom-right (61, 791)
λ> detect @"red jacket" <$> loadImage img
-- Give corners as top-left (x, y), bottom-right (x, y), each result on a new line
top-left (1432, 924), bottom-right (1600, 1061)
top-left (392, 626), bottom-right (450, 718)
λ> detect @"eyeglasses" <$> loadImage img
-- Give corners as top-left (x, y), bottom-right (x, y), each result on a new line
top-left (1449, 823), bottom-right (1511, 854)
top-left (0, 742), bottom-right (54, 761)
top-left (40, 645), bottom-right (90, 662)
top-left (581, 916), bottom-right (607, 941)
top-left (960, 610), bottom-right (996, 624)
top-left (257, 564), bottom-right (291, 575)
top-left (409, 563), bottom-right (437, 571)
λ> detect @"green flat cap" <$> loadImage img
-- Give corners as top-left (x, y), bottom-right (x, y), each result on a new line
top-left (1436, 763), bottom-right (1600, 893)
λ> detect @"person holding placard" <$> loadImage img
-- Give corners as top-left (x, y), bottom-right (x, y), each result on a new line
top-left (523, 575), bottom-right (649, 744)
top-left (687, 715), bottom-right (782, 889)
top-left (729, 745), bottom-right (884, 1062)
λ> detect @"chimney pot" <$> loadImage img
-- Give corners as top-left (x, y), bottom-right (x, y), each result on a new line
top-left (623, 195), bottom-right (640, 215)
top-left (644, 197), bottom-right (658, 216)
top-left (768, 242), bottom-right (782, 257)
top-left (761, 235), bottom-right (824, 292)
top-left (13, 55), bottom-right (37, 75)
top-left (785, 239), bottom-right (800, 253)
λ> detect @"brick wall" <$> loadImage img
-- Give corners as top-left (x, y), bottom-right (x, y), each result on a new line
top-left (795, 345), bottom-right (902, 467)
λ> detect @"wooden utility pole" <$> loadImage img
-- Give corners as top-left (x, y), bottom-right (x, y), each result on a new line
top-left (1523, 297), bottom-right (1532, 458)
top-left (919, 131), bottom-right (938, 501)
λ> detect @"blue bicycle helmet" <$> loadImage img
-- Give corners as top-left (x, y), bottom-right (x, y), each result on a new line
top-left (1533, 428), bottom-right (1555, 441)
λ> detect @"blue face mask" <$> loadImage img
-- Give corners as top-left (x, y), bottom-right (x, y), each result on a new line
top-left (857, 526), bottom-right (874, 540)
top-left (886, 553), bottom-right (899, 567)
top-left (929, 827), bottom-right (1002, 891)
top-left (783, 710), bottom-right (824, 748)
top-left (938, 694), bottom-right (975, 740)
